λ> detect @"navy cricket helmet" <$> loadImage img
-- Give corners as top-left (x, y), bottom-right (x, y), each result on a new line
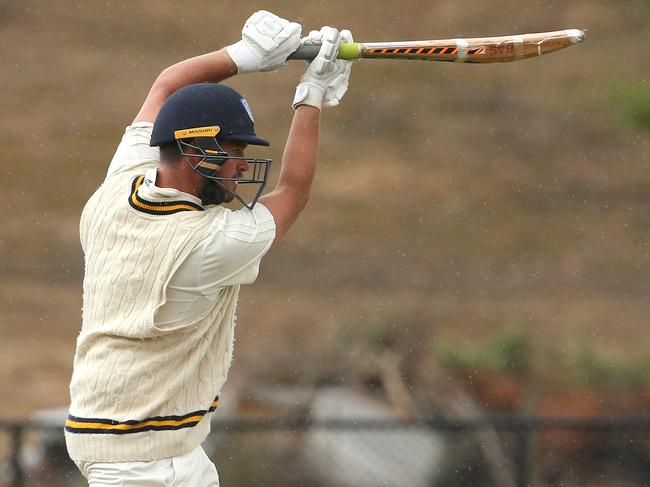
top-left (150, 83), bottom-right (271, 209)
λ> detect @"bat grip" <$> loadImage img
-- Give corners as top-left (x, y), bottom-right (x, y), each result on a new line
top-left (287, 43), bottom-right (361, 61)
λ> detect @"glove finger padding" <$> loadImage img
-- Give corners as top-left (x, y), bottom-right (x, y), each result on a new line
top-left (274, 21), bottom-right (302, 47)
top-left (292, 26), bottom-right (354, 110)
top-left (227, 10), bottom-right (302, 74)
top-left (322, 29), bottom-right (353, 106)
top-left (340, 29), bottom-right (354, 45)
top-left (301, 30), bottom-right (323, 45)
top-left (242, 10), bottom-right (284, 52)
top-left (293, 26), bottom-right (353, 110)
top-left (258, 21), bottom-right (301, 72)
top-left (318, 26), bottom-right (341, 65)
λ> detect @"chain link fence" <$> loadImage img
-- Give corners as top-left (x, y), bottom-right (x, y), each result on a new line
top-left (1, 416), bottom-right (649, 487)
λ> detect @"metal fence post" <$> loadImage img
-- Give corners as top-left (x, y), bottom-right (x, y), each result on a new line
top-left (10, 423), bottom-right (24, 487)
top-left (513, 421), bottom-right (531, 487)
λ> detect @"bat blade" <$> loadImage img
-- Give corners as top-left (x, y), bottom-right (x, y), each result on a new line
top-left (288, 29), bottom-right (585, 63)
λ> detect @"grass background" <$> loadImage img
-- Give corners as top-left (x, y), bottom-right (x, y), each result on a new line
top-left (0, 0), bottom-right (649, 418)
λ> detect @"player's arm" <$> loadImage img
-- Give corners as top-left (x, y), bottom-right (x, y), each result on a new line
top-left (259, 105), bottom-right (320, 243)
top-left (134, 10), bottom-right (302, 124)
top-left (133, 50), bottom-right (237, 124)
top-left (259, 27), bottom-right (353, 244)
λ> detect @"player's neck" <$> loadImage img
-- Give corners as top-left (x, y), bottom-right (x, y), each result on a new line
top-left (156, 164), bottom-right (203, 200)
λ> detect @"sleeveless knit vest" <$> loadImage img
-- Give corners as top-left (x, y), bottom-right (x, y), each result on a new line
top-left (66, 166), bottom-right (241, 462)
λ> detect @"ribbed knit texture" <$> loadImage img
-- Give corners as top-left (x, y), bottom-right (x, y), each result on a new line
top-left (66, 166), bottom-right (241, 462)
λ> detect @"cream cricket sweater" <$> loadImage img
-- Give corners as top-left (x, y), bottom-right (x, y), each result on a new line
top-left (65, 166), bottom-right (245, 462)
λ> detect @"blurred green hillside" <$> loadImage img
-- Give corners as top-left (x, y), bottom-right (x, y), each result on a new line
top-left (1, 0), bottom-right (649, 418)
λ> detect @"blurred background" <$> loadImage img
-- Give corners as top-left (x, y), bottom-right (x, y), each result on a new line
top-left (1, 0), bottom-right (649, 485)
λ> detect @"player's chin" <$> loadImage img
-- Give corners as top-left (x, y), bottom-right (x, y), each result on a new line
top-left (224, 182), bottom-right (238, 199)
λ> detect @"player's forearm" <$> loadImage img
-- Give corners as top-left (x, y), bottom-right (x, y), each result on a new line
top-left (154, 48), bottom-right (238, 96)
top-left (258, 105), bottom-right (319, 242)
top-left (275, 105), bottom-right (320, 206)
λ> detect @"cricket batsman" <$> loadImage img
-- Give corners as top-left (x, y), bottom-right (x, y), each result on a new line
top-left (64, 10), bottom-right (353, 486)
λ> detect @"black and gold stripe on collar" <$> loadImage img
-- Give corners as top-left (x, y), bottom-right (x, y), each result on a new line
top-left (128, 175), bottom-right (204, 215)
top-left (65, 397), bottom-right (219, 435)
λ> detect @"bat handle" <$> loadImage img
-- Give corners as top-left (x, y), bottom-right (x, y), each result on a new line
top-left (287, 43), bottom-right (361, 61)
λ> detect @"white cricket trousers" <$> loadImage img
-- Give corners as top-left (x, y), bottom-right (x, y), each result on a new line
top-left (75, 446), bottom-right (219, 486)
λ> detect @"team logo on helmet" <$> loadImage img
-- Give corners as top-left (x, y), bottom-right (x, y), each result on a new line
top-left (240, 98), bottom-right (254, 123)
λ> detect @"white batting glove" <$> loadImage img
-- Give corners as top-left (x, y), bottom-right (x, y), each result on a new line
top-left (292, 27), bottom-right (354, 110)
top-left (226, 10), bottom-right (302, 74)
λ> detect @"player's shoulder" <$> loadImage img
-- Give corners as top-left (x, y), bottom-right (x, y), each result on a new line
top-left (207, 203), bottom-right (275, 243)
top-left (225, 203), bottom-right (275, 228)
top-left (106, 122), bottom-right (159, 179)
top-left (124, 120), bottom-right (154, 132)
top-left (114, 121), bottom-right (155, 148)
